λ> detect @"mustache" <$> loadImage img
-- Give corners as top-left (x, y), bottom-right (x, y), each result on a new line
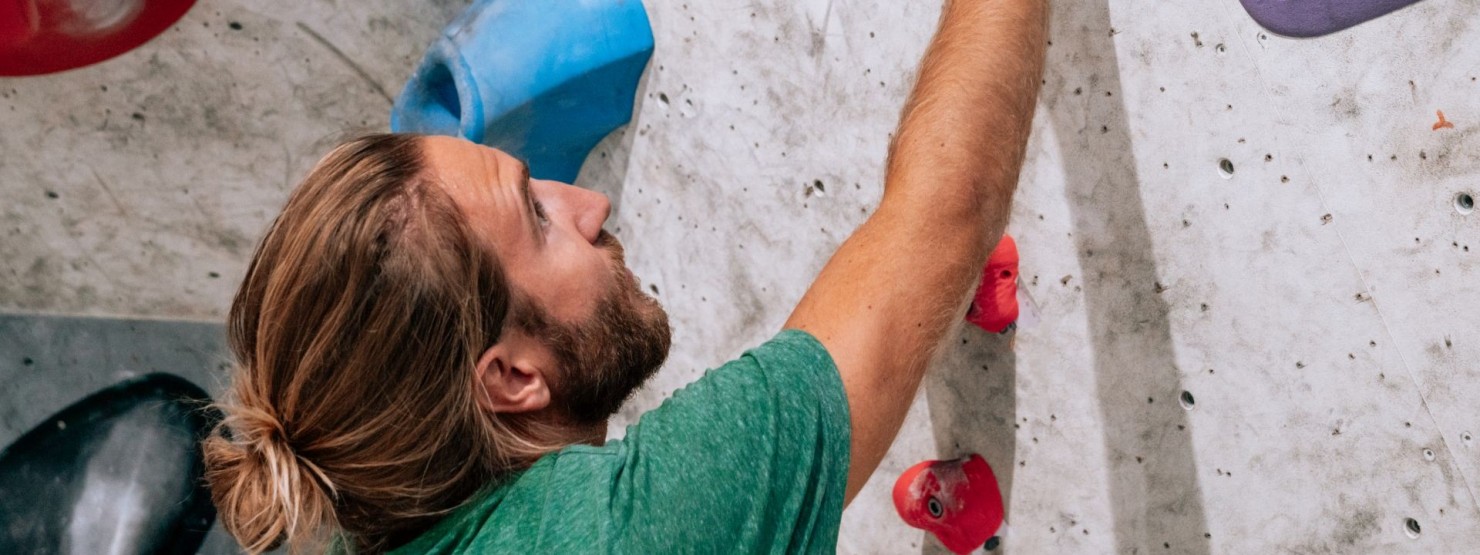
top-left (596, 229), bottom-right (625, 263)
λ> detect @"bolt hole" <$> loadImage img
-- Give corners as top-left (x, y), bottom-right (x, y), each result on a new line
top-left (1404, 518), bottom-right (1421, 539)
top-left (1456, 192), bottom-right (1474, 215)
top-left (1217, 159), bottom-right (1235, 179)
top-left (1000, 270), bottom-right (1014, 279)
top-left (1179, 390), bottom-right (1196, 410)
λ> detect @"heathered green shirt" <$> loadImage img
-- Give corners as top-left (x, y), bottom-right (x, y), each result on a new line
top-left (389, 329), bottom-right (851, 554)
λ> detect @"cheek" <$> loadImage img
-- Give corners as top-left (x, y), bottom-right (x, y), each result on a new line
top-left (555, 237), bottom-right (619, 304)
top-left (505, 242), bottom-right (606, 325)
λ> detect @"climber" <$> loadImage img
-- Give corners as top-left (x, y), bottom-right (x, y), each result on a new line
top-left (203, 1), bottom-right (1049, 552)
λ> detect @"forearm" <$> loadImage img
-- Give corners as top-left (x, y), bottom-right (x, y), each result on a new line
top-left (886, 0), bottom-right (1048, 244)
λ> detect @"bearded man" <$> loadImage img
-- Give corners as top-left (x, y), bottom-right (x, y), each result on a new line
top-left (204, 1), bottom-right (1049, 552)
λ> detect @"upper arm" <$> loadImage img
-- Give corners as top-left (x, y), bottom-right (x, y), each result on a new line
top-left (784, 188), bottom-right (1003, 505)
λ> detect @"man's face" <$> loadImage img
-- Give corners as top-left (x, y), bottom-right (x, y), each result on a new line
top-left (423, 135), bottom-right (670, 425)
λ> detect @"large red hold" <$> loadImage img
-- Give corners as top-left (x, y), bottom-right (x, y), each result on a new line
top-left (0, 0), bottom-right (197, 76)
top-left (893, 454), bottom-right (1006, 554)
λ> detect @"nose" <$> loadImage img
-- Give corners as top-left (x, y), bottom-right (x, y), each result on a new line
top-left (556, 181), bottom-right (611, 245)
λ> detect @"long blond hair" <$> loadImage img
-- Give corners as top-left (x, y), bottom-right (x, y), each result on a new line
top-left (204, 134), bottom-right (563, 553)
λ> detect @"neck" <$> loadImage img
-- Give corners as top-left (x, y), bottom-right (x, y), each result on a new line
top-left (569, 419), bottom-right (608, 446)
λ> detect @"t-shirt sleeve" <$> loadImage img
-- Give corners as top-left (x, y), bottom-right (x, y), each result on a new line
top-left (606, 329), bottom-right (851, 554)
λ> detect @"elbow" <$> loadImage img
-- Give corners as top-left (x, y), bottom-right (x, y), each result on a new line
top-left (881, 175), bottom-right (1009, 243)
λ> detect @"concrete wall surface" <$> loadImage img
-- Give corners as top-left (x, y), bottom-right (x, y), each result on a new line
top-left (2, 0), bottom-right (1476, 553)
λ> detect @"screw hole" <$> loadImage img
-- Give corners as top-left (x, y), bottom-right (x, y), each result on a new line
top-left (1404, 518), bottom-right (1421, 539)
top-left (1217, 159), bottom-right (1235, 179)
top-left (1179, 390), bottom-right (1196, 410)
top-left (1456, 192), bottom-right (1474, 215)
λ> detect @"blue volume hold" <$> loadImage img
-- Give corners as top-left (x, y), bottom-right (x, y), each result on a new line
top-left (391, 0), bottom-right (654, 182)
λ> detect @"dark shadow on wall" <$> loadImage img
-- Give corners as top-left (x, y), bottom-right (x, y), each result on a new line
top-left (1043, 2), bottom-right (1212, 553)
top-left (924, 329), bottom-right (1017, 554)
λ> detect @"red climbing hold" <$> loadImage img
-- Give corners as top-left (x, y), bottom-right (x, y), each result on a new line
top-left (0, 0), bottom-right (198, 76)
top-left (966, 235), bottom-right (1020, 334)
top-left (893, 453), bottom-right (1006, 554)
top-left (1433, 110), bottom-right (1454, 131)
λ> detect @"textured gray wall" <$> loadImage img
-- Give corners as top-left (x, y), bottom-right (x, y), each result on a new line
top-left (2, 0), bottom-right (1477, 553)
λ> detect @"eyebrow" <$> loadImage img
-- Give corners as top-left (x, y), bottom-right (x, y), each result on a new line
top-left (516, 163), bottom-right (542, 244)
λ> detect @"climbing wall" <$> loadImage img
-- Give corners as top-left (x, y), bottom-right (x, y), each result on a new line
top-left (2, 0), bottom-right (1475, 553)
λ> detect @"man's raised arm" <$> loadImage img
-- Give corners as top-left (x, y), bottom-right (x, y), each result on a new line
top-left (783, 0), bottom-right (1049, 504)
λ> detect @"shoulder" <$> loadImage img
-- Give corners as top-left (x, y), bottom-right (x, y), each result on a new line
top-left (698, 329), bottom-right (840, 393)
top-left (393, 448), bottom-right (626, 553)
top-left (754, 328), bottom-right (834, 365)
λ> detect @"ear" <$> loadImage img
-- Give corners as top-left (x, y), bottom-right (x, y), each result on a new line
top-left (474, 329), bottom-right (554, 414)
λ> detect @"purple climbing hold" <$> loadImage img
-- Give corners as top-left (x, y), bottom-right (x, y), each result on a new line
top-left (1238, 0), bottom-right (1426, 38)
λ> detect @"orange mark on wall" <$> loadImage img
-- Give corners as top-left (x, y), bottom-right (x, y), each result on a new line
top-left (1432, 110), bottom-right (1454, 130)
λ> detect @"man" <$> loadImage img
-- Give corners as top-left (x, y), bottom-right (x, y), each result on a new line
top-left (203, 1), bottom-right (1048, 552)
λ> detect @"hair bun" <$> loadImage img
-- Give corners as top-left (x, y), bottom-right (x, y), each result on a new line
top-left (204, 397), bottom-right (338, 554)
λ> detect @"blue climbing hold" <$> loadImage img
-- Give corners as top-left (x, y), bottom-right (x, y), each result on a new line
top-left (391, 0), bottom-right (654, 182)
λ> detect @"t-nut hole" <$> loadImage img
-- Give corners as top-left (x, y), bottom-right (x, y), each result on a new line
top-left (1179, 390), bottom-right (1196, 410)
top-left (1217, 158), bottom-right (1235, 179)
top-left (1422, 448), bottom-right (1435, 461)
top-left (1404, 518), bottom-right (1421, 539)
top-left (1456, 192), bottom-right (1474, 215)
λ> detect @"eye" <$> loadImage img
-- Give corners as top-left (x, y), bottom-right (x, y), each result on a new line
top-left (533, 199), bottom-right (550, 227)
top-left (926, 496), bottom-right (943, 518)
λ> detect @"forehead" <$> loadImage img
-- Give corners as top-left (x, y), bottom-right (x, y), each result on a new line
top-left (419, 135), bottom-right (530, 253)
top-left (420, 135), bottom-right (510, 191)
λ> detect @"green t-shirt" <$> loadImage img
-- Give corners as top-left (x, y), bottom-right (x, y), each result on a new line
top-left (389, 329), bottom-right (851, 554)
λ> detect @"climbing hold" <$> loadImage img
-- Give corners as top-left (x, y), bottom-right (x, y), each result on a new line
top-left (1432, 110), bottom-right (1454, 130)
top-left (966, 235), bottom-right (1020, 334)
top-left (391, 0), bottom-right (654, 182)
top-left (893, 454), bottom-right (1006, 554)
top-left (1238, 0), bottom-right (1426, 38)
top-left (0, 0), bottom-right (198, 76)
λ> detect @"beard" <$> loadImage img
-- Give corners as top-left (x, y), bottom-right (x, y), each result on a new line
top-left (534, 231), bottom-right (671, 426)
